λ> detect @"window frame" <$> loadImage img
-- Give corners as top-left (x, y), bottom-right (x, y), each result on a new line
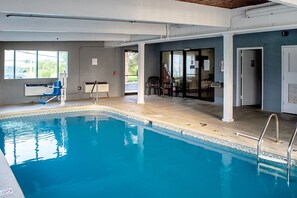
top-left (4, 50), bottom-right (68, 80)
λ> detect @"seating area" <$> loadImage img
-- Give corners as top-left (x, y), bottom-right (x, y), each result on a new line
top-left (146, 76), bottom-right (161, 96)
top-left (146, 76), bottom-right (213, 99)
top-left (146, 76), bottom-right (174, 97)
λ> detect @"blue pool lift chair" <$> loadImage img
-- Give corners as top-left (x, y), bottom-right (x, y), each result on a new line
top-left (38, 80), bottom-right (62, 104)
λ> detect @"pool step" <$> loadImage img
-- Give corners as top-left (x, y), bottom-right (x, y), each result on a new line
top-left (258, 155), bottom-right (288, 180)
top-left (258, 162), bottom-right (287, 180)
top-left (258, 156), bottom-right (297, 183)
top-left (258, 155), bottom-right (287, 165)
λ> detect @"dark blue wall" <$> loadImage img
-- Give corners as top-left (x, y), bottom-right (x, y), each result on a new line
top-left (234, 29), bottom-right (297, 112)
top-left (147, 29), bottom-right (297, 112)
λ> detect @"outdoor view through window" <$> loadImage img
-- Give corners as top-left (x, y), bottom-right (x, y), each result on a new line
top-left (125, 51), bottom-right (138, 94)
top-left (4, 50), bottom-right (68, 79)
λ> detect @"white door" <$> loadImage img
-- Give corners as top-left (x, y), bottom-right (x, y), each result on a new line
top-left (242, 50), bottom-right (261, 106)
top-left (282, 46), bottom-right (297, 114)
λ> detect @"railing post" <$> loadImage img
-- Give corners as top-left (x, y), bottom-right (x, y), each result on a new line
top-left (287, 127), bottom-right (297, 170)
top-left (95, 81), bottom-right (99, 104)
top-left (257, 114), bottom-right (279, 161)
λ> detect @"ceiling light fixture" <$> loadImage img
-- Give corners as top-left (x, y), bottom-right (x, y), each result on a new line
top-left (6, 13), bottom-right (138, 24)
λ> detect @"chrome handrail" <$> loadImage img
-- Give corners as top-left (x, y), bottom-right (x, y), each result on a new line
top-left (287, 126), bottom-right (297, 170)
top-left (257, 113), bottom-right (279, 161)
top-left (90, 81), bottom-right (97, 98)
top-left (95, 81), bottom-right (99, 104)
top-left (90, 81), bottom-right (99, 104)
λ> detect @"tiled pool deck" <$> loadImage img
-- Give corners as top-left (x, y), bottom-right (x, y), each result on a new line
top-left (0, 95), bottom-right (297, 161)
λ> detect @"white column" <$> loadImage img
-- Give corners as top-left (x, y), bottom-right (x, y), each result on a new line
top-left (137, 43), bottom-right (145, 104)
top-left (222, 33), bottom-right (234, 122)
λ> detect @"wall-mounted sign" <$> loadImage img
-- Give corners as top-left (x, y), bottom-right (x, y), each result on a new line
top-left (204, 60), bottom-right (210, 71)
top-left (195, 61), bottom-right (199, 68)
top-left (92, 58), bottom-right (98, 66)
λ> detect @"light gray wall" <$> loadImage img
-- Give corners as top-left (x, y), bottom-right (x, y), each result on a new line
top-left (0, 41), bottom-right (123, 105)
top-left (78, 46), bottom-right (122, 98)
top-left (0, 42), bottom-right (160, 105)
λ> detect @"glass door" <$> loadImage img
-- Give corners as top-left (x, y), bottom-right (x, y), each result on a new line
top-left (161, 51), bottom-right (171, 83)
top-left (185, 49), bottom-right (214, 101)
top-left (160, 49), bottom-right (214, 101)
top-left (200, 49), bottom-right (214, 101)
top-left (185, 50), bottom-right (200, 98)
top-left (172, 51), bottom-right (184, 97)
top-left (161, 51), bottom-right (172, 96)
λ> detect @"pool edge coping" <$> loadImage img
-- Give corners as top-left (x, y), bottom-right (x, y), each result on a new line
top-left (0, 104), bottom-right (294, 167)
top-left (0, 150), bottom-right (25, 198)
top-left (1, 104), bottom-right (297, 196)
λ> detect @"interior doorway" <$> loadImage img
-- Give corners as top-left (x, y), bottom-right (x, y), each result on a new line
top-left (236, 48), bottom-right (263, 108)
top-left (124, 50), bottom-right (138, 95)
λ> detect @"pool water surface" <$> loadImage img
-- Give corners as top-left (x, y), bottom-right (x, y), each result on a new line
top-left (0, 112), bottom-right (296, 198)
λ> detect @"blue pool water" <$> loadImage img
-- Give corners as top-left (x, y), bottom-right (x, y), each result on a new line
top-left (0, 112), bottom-right (296, 198)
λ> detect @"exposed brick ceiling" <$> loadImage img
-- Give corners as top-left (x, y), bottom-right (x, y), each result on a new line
top-left (177, 0), bottom-right (269, 9)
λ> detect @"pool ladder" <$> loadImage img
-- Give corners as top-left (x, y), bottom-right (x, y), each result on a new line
top-left (90, 81), bottom-right (99, 104)
top-left (257, 113), bottom-right (297, 183)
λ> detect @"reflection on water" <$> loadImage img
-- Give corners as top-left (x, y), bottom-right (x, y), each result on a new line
top-left (220, 153), bottom-right (232, 198)
top-left (0, 113), bottom-right (296, 198)
top-left (124, 123), bottom-right (138, 146)
top-left (0, 117), bottom-right (68, 165)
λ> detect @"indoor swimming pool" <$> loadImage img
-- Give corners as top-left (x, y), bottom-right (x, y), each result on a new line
top-left (0, 111), bottom-right (296, 198)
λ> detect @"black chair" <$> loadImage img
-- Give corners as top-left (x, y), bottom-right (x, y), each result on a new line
top-left (146, 76), bottom-right (161, 95)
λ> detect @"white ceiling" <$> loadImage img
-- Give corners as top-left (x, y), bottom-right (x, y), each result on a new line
top-left (0, 0), bottom-right (297, 47)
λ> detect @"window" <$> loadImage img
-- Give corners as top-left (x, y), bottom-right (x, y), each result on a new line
top-left (16, 50), bottom-right (37, 79)
top-left (58, 51), bottom-right (68, 74)
top-left (4, 50), bottom-right (68, 79)
top-left (4, 50), bottom-right (14, 79)
top-left (38, 51), bottom-right (58, 78)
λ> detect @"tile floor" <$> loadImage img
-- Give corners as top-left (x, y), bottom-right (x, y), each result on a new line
top-left (0, 95), bottom-right (297, 161)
